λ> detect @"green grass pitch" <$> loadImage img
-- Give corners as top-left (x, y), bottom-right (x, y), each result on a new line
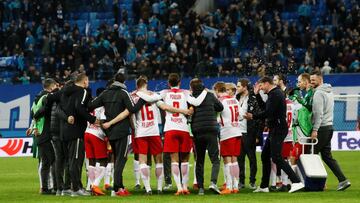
top-left (0, 151), bottom-right (359, 203)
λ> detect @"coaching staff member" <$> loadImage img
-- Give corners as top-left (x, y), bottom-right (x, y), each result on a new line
top-left (190, 78), bottom-right (223, 195)
top-left (88, 73), bottom-right (145, 196)
top-left (310, 70), bottom-right (351, 191)
top-left (245, 76), bottom-right (304, 193)
top-left (62, 73), bottom-right (98, 196)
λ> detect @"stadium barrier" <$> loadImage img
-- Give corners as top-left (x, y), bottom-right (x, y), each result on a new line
top-left (1, 131), bottom-right (359, 157)
top-left (0, 74), bottom-right (359, 138)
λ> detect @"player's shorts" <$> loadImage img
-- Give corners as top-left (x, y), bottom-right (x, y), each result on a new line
top-left (135, 136), bottom-right (163, 155)
top-left (281, 142), bottom-right (293, 158)
top-left (84, 132), bottom-right (107, 159)
top-left (163, 130), bottom-right (192, 153)
top-left (291, 142), bottom-right (303, 160)
top-left (220, 136), bottom-right (242, 156)
top-left (131, 131), bottom-right (139, 154)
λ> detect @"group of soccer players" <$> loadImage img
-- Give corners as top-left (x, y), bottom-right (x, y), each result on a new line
top-left (30, 72), bottom-right (314, 196)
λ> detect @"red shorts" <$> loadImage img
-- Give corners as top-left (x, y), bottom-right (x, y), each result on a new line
top-left (135, 136), bottom-right (163, 155)
top-left (163, 130), bottom-right (192, 153)
top-left (291, 143), bottom-right (303, 160)
top-left (281, 142), bottom-right (293, 158)
top-left (220, 136), bottom-right (242, 156)
top-left (84, 132), bottom-right (107, 159)
top-left (131, 131), bottom-right (139, 154)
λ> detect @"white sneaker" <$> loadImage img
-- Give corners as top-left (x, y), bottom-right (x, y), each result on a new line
top-left (289, 182), bottom-right (304, 193)
top-left (111, 191), bottom-right (116, 197)
top-left (253, 187), bottom-right (269, 193)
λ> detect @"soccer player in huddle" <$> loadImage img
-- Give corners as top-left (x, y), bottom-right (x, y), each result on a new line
top-left (217, 83), bottom-right (245, 194)
top-left (84, 88), bottom-right (108, 196)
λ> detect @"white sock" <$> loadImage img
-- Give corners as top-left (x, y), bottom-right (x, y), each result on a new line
top-left (193, 162), bottom-right (197, 184)
top-left (231, 162), bottom-right (239, 190)
top-left (94, 164), bottom-right (106, 186)
top-left (140, 163), bottom-right (151, 192)
top-left (134, 160), bottom-right (140, 185)
top-left (223, 163), bottom-right (226, 185)
top-left (181, 162), bottom-right (190, 190)
top-left (270, 161), bottom-right (277, 187)
top-left (87, 165), bottom-right (96, 188)
top-left (104, 163), bottom-right (112, 186)
top-left (155, 163), bottom-right (164, 191)
top-left (171, 162), bottom-right (182, 191)
top-left (224, 163), bottom-right (232, 190)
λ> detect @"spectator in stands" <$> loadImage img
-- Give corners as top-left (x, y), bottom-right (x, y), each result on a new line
top-left (321, 61), bottom-right (332, 75)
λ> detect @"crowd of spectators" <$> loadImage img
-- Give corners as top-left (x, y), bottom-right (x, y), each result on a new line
top-left (0, 0), bottom-right (359, 84)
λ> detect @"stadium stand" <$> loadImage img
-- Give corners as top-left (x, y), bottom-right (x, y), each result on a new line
top-left (0, 0), bottom-right (359, 84)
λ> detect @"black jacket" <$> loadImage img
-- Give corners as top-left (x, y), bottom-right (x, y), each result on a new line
top-left (32, 89), bottom-right (61, 145)
top-left (88, 82), bottom-right (145, 140)
top-left (60, 84), bottom-right (96, 141)
top-left (191, 89), bottom-right (223, 135)
top-left (253, 87), bottom-right (287, 130)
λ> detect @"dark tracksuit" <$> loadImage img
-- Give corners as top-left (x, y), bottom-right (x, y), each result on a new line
top-left (88, 82), bottom-right (145, 192)
top-left (53, 93), bottom-right (71, 191)
top-left (32, 89), bottom-right (61, 190)
top-left (237, 90), bottom-right (265, 185)
top-left (61, 84), bottom-right (96, 192)
top-left (191, 90), bottom-right (223, 189)
top-left (253, 87), bottom-right (301, 188)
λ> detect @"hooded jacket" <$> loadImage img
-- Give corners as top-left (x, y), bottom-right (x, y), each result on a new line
top-left (60, 84), bottom-right (96, 141)
top-left (88, 81), bottom-right (145, 140)
top-left (31, 89), bottom-right (61, 145)
top-left (190, 85), bottom-right (224, 135)
top-left (312, 83), bottom-right (334, 131)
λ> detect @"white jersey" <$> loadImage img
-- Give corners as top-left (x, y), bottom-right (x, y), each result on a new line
top-left (85, 107), bottom-right (106, 140)
top-left (284, 99), bottom-right (294, 142)
top-left (219, 96), bottom-right (242, 141)
top-left (131, 91), bottom-right (160, 138)
top-left (160, 88), bottom-right (190, 132)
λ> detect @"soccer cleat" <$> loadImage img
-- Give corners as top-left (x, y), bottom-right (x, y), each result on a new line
top-left (183, 190), bottom-right (191, 195)
top-left (61, 189), bottom-right (72, 196)
top-left (253, 187), bottom-right (269, 193)
top-left (71, 189), bottom-right (91, 197)
top-left (249, 183), bottom-right (257, 190)
top-left (198, 188), bottom-right (205, 195)
top-left (289, 182), bottom-right (304, 193)
top-left (123, 188), bottom-right (131, 195)
top-left (55, 190), bottom-right (62, 196)
top-left (145, 190), bottom-right (152, 195)
top-left (40, 188), bottom-right (53, 195)
top-left (278, 185), bottom-right (288, 192)
top-left (104, 184), bottom-right (113, 191)
top-left (269, 186), bottom-right (278, 192)
top-left (163, 184), bottom-right (172, 191)
top-left (220, 188), bottom-right (232, 195)
top-left (157, 190), bottom-right (163, 195)
top-left (337, 180), bottom-right (351, 191)
top-left (221, 183), bottom-right (227, 190)
top-left (232, 189), bottom-right (239, 194)
top-left (209, 182), bottom-right (221, 194)
top-left (115, 188), bottom-right (129, 196)
top-left (193, 183), bottom-right (199, 190)
top-left (92, 185), bottom-right (105, 196)
top-left (174, 190), bottom-right (183, 196)
top-left (134, 184), bottom-right (141, 190)
top-left (238, 183), bottom-right (245, 189)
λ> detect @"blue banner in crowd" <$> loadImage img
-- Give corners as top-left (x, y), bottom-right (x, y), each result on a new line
top-left (0, 56), bottom-right (17, 67)
top-left (0, 74), bottom-right (359, 138)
